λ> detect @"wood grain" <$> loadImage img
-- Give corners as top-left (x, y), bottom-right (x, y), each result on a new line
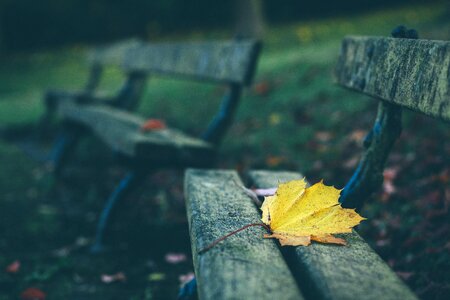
top-left (58, 100), bottom-right (214, 166)
top-left (336, 36), bottom-right (450, 122)
top-left (88, 39), bottom-right (142, 67)
top-left (123, 40), bottom-right (261, 85)
top-left (185, 169), bottom-right (304, 300)
top-left (248, 170), bottom-right (418, 300)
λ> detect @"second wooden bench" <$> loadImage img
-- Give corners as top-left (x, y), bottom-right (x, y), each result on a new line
top-left (47, 39), bottom-right (261, 252)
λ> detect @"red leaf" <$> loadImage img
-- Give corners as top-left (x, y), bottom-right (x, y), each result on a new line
top-left (253, 81), bottom-right (272, 96)
top-left (6, 260), bottom-right (20, 273)
top-left (141, 119), bottom-right (167, 131)
top-left (20, 288), bottom-right (46, 300)
top-left (265, 155), bottom-right (284, 167)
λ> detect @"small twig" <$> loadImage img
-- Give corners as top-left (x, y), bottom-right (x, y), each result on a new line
top-left (233, 180), bottom-right (262, 207)
top-left (198, 223), bottom-right (271, 254)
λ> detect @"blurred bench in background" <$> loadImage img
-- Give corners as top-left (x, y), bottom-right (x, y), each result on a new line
top-left (43, 39), bottom-right (147, 136)
top-left (45, 38), bottom-right (262, 252)
top-left (184, 26), bottom-right (450, 299)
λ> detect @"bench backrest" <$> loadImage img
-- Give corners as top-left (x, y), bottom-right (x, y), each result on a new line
top-left (82, 39), bottom-right (261, 145)
top-left (81, 39), bottom-right (145, 99)
top-left (87, 39), bottom-right (143, 68)
top-left (122, 40), bottom-right (261, 86)
top-left (334, 29), bottom-right (449, 209)
top-left (336, 36), bottom-right (450, 122)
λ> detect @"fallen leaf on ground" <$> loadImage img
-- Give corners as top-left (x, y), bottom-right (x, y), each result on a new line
top-left (253, 81), bottom-right (272, 96)
top-left (178, 272), bottom-right (195, 286)
top-left (141, 119), bottom-right (167, 131)
top-left (347, 129), bottom-right (367, 143)
top-left (382, 167), bottom-right (399, 201)
top-left (52, 236), bottom-right (90, 257)
top-left (101, 272), bottom-right (126, 284)
top-left (315, 131), bottom-right (332, 142)
top-left (261, 179), bottom-right (365, 246)
top-left (343, 156), bottom-right (359, 169)
top-left (165, 253), bottom-right (187, 264)
top-left (6, 260), bottom-right (20, 273)
top-left (268, 114), bottom-right (281, 126)
top-left (148, 272), bottom-right (166, 282)
top-left (266, 155), bottom-right (284, 166)
top-left (20, 287), bottom-right (46, 300)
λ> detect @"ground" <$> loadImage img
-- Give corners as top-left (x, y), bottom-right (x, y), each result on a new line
top-left (0, 2), bottom-right (449, 299)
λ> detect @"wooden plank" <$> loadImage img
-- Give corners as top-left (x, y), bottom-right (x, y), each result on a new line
top-left (123, 40), bottom-right (261, 85)
top-left (88, 39), bottom-right (142, 67)
top-left (335, 36), bottom-right (450, 122)
top-left (247, 170), bottom-right (418, 300)
top-left (58, 100), bottom-right (213, 166)
top-left (185, 169), bottom-right (304, 300)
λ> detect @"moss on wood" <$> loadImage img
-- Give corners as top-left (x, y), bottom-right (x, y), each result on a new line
top-left (336, 36), bottom-right (450, 122)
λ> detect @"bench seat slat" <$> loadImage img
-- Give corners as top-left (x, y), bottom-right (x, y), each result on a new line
top-left (248, 170), bottom-right (418, 300)
top-left (185, 169), bottom-right (304, 300)
top-left (58, 100), bottom-right (214, 166)
top-left (336, 36), bottom-right (450, 122)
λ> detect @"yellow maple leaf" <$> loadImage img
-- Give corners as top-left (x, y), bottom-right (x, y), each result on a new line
top-left (261, 179), bottom-right (365, 246)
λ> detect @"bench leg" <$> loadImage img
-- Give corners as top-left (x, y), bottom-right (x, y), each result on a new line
top-left (50, 126), bottom-right (83, 177)
top-left (340, 102), bottom-right (402, 209)
top-left (90, 169), bottom-right (148, 253)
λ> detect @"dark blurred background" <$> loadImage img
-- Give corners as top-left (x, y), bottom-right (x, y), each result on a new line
top-left (0, 0), bottom-right (442, 52)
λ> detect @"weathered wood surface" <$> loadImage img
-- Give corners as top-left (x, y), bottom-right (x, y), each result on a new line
top-left (248, 170), bottom-right (418, 300)
top-left (185, 169), bottom-right (304, 300)
top-left (58, 100), bottom-right (213, 166)
top-left (336, 36), bottom-right (450, 122)
top-left (123, 40), bottom-right (261, 85)
top-left (45, 40), bottom-right (142, 114)
top-left (88, 39), bottom-right (142, 67)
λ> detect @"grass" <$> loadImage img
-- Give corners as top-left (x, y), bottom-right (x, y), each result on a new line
top-left (0, 2), bottom-right (449, 299)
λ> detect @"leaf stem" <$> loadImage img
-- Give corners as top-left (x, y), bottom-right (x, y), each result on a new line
top-left (198, 223), bottom-right (271, 254)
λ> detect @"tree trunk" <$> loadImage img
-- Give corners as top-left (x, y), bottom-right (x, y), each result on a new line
top-left (0, 10), bottom-right (4, 55)
top-left (234, 0), bottom-right (265, 39)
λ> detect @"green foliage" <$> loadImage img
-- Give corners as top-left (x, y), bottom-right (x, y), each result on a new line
top-left (0, 0), bottom-right (445, 51)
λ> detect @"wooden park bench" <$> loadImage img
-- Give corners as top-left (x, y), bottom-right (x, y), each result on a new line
top-left (43, 39), bottom-right (147, 137)
top-left (46, 39), bottom-right (261, 252)
top-left (184, 27), bottom-right (449, 299)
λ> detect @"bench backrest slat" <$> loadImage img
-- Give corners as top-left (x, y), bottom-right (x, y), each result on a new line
top-left (123, 40), bottom-right (261, 85)
top-left (336, 36), bottom-right (450, 122)
top-left (88, 39), bottom-right (142, 67)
